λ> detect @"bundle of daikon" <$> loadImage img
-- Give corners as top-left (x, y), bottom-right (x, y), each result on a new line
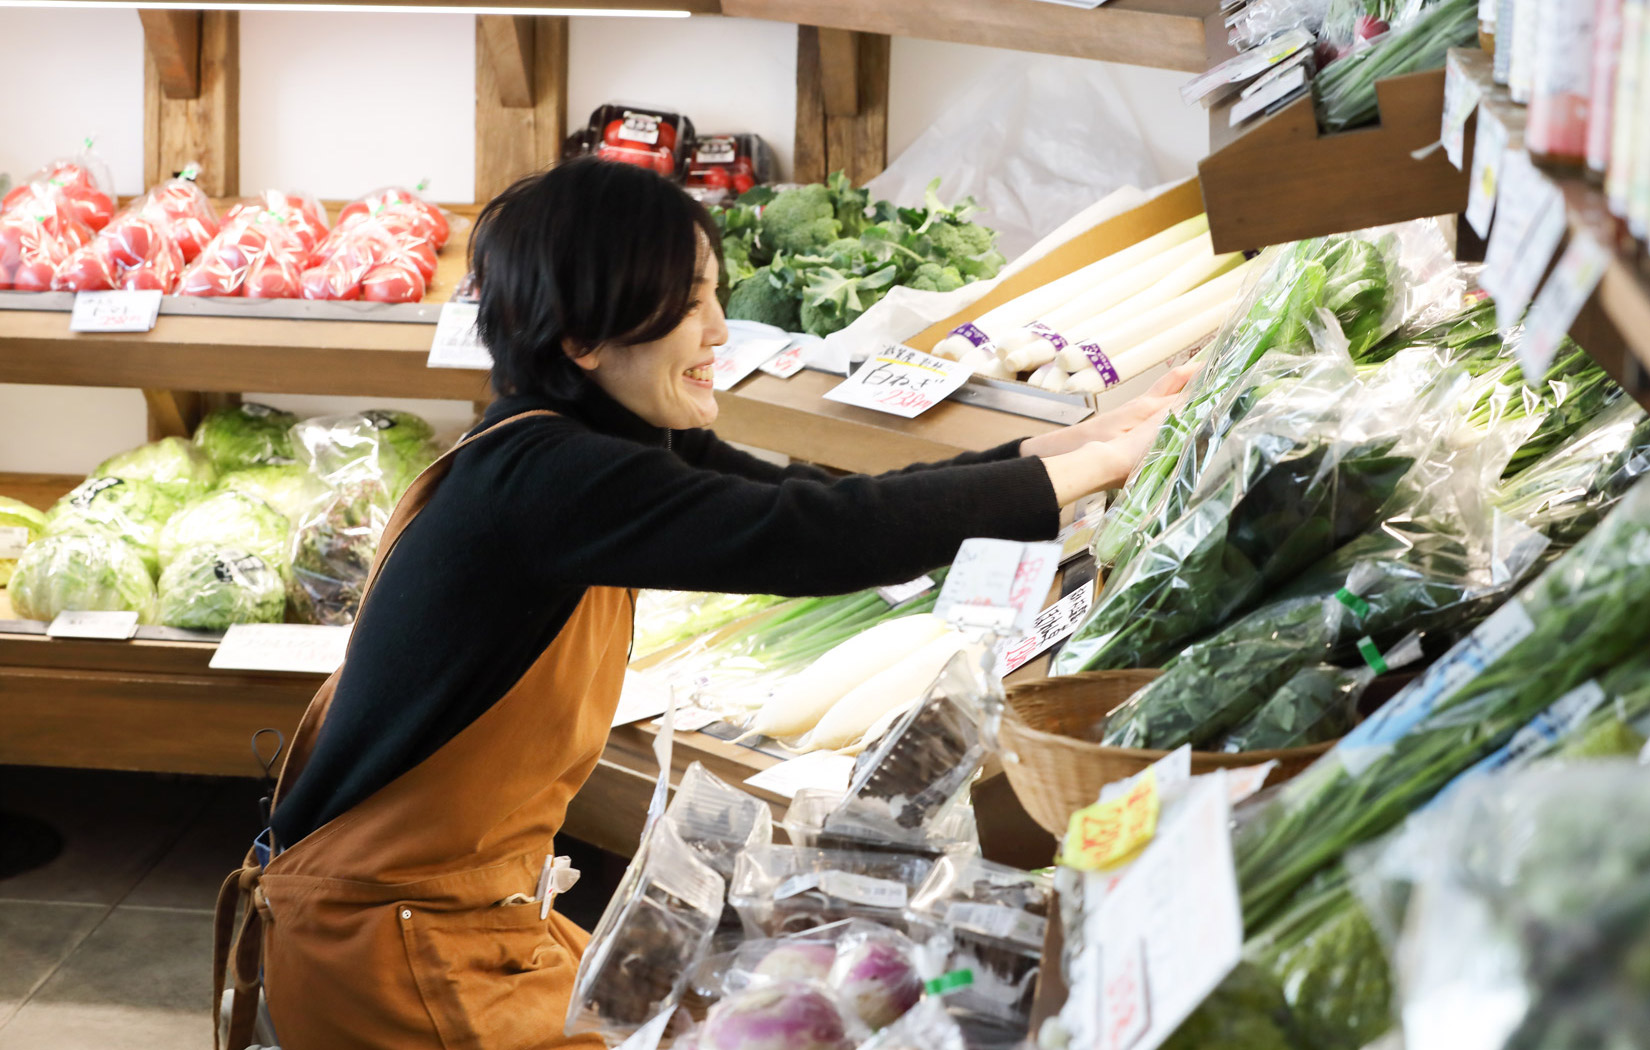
top-left (934, 213), bottom-right (1257, 395)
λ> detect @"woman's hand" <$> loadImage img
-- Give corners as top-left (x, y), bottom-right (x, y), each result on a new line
top-left (1041, 407), bottom-right (1172, 507)
top-left (1019, 362), bottom-right (1200, 460)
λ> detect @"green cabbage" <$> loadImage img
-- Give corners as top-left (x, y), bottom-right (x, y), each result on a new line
top-left (288, 482), bottom-right (391, 626)
top-left (217, 465), bottom-right (326, 525)
top-left (156, 546), bottom-right (286, 630)
top-left (292, 410), bottom-right (439, 502)
top-left (95, 437), bottom-right (219, 501)
top-left (8, 532), bottom-right (157, 623)
top-left (192, 402), bottom-right (300, 471)
top-left (45, 477), bottom-right (181, 577)
top-left (0, 495), bottom-right (46, 587)
top-left (157, 490), bottom-right (293, 575)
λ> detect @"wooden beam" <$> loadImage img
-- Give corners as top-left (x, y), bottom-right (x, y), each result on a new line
top-left (143, 10), bottom-right (238, 197)
top-left (138, 10), bottom-right (201, 99)
top-left (141, 390), bottom-right (205, 441)
top-left (817, 27), bottom-right (860, 117)
top-left (795, 26), bottom-right (889, 185)
top-left (478, 14), bottom-right (536, 108)
top-left (475, 15), bottom-right (569, 203)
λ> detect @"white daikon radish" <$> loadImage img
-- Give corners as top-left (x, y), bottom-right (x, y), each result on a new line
top-left (958, 346), bottom-right (1014, 380)
top-left (996, 233), bottom-right (1214, 365)
top-left (930, 214), bottom-right (1209, 360)
top-left (1064, 296), bottom-right (1238, 394)
top-left (798, 632), bottom-right (970, 751)
top-left (1028, 362), bottom-right (1072, 392)
top-left (742, 615), bottom-right (951, 741)
top-left (1053, 251), bottom-right (1248, 372)
top-left (838, 698), bottom-right (921, 757)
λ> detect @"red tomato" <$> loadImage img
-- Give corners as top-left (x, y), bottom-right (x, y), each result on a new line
top-left (122, 265), bottom-right (171, 292)
top-left (732, 173), bottom-right (756, 195)
top-left (0, 224), bottom-right (24, 270)
top-left (402, 240), bottom-right (438, 281)
top-left (176, 258), bottom-right (237, 297)
top-left (602, 119), bottom-right (627, 147)
top-left (732, 156), bottom-right (755, 176)
top-left (414, 201), bottom-right (448, 249)
top-left (338, 201), bottom-right (370, 226)
top-left (105, 219), bottom-right (156, 269)
top-left (0, 263), bottom-right (13, 289)
top-left (12, 258), bottom-right (56, 292)
top-left (701, 166), bottom-right (733, 190)
top-left (361, 261), bottom-right (425, 303)
top-left (1, 184), bottom-right (30, 214)
top-left (243, 258), bottom-right (301, 299)
top-left (653, 149), bottom-right (676, 177)
top-left (656, 122), bottom-right (677, 152)
top-left (300, 263), bottom-right (361, 300)
top-left (52, 247), bottom-right (115, 292)
top-left (70, 191), bottom-right (115, 231)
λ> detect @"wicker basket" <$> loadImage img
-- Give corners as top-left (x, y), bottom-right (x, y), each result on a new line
top-left (997, 670), bottom-right (1337, 836)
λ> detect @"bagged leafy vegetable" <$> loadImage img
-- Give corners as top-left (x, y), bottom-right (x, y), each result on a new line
top-left (1496, 397), bottom-right (1650, 552)
top-left (0, 495), bottom-right (46, 586)
top-left (9, 532), bottom-right (157, 623)
top-left (155, 545), bottom-right (286, 630)
top-left (191, 402), bottom-right (299, 471)
top-left (157, 490), bottom-right (292, 576)
top-left (1219, 663), bottom-right (1372, 753)
top-left (216, 464), bottom-right (327, 525)
top-left (287, 482), bottom-right (390, 626)
top-left (94, 437), bottom-right (218, 501)
top-left (1235, 480), bottom-right (1650, 930)
top-left (1159, 960), bottom-right (1305, 1050)
top-left (1314, 0), bottom-right (1477, 132)
top-left (292, 409), bottom-right (439, 503)
top-left (45, 476), bottom-right (181, 577)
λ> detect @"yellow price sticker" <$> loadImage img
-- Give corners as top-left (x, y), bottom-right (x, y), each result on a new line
top-left (1059, 769), bottom-right (1160, 871)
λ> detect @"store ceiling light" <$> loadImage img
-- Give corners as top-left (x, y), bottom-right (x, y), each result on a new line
top-left (0, 1), bottom-right (693, 14)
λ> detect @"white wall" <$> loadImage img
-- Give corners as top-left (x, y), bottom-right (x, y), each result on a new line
top-left (0, 9), bottom-right (1208, 476)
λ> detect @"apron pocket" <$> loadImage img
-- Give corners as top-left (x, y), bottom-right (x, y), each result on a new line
top-left (401, 901), bottom-right (576, 1050)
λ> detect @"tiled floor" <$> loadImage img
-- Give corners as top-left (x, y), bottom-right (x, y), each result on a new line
top-left (0, 766), bottom-right (626, 1049)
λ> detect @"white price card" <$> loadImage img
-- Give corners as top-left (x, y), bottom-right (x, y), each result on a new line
top-left (823, 344), bottom-right (971, 419)
top-left (210, 623), bottom-right (351, 675)
top-left (744, 751), bottom-right (856, 800)
top-left (1464, 108), bottom-right (1510, 238)
top-left (1481, 152), bottom-right (1568, 332)
top-left (1519, 231), bottom-right (1612, 378)
top-left (47, 610), bottom-right (139, 640)
top-left (877, 574), bottom-right (935, 607)
top-left (1440, 52), bottom-right (1483, 170)
top-left (936, 538), bottom-right (1062, 635)
top-left (612, 669), bottom-right (673, 728)
top-left (0, 525), bottom-right (30, 560)
top-left (427, 301), bottom-right (493, 370)
top-left (995, 581), bottom-right (1095, 677)
top-left (713, 334), bottom-right (793, 391)
top-left (1230, 64), bottom-right (1308, 126)
top-left (654, 705), bottom-right (721, 734)
top-left (70, 290), bottom-right (162, 333)
top-left (759, 342), bottom-right (808, 379)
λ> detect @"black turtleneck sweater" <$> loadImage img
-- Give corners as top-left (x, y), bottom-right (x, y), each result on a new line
top-left (270, 382), bottom-right (1060, 847)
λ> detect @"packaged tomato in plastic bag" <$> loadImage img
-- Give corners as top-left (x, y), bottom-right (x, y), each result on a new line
top-left (300, 220), bottom-right (401, 301)
top-left (243, 252), bottom-right (304, 299)
top-left (2, 146), bottom-right (117, 232)
top-left (178, 200), bottom-right (313, 298)
top-left (337, 186), bottom-right (449, 249)
top-left (55, 213), bottom-right (186, 294)
top-left (1, 221), bottom-right (76, 291)
top-left (133, 167), bottom-right (220, 262)
top-left (1, 184), bottom-right (96, 248)
top-left (686, 134), bottom-right (777, 201)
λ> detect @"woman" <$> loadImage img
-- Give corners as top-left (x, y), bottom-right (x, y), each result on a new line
top-left (216, 158), bottom-right (1190, 1050)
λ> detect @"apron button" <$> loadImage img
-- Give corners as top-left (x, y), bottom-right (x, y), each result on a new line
top-left (401, 909), bottom-right (412, 920)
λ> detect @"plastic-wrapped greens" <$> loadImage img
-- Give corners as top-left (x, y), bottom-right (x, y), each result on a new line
top-left (156, 546), bottom-right (286, 630)
top-left (1496, 397), bottom-right (1650, 552)
top-left (0, 495), bottom-right (46, 586)
top-left (192, 402), bottom-right (299, 471)
top-left (157, 490), bottom-right (292, 576)
top-left (8, 532), bottom-right (157, 623)
top-left (44, 476), bottom-right (181, 577)
top-left (292, 409), bottom-right (439, 502)
top-left (216, 464), bottom-right (327, 525)
top-left (1219, 664), bottom-right (1371, 753)
top-left (94, 437), bottom-right (218, 501)
top-left (287, 482), bottom-right (390, 626)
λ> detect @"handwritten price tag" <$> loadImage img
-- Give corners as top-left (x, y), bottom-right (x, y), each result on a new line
top-left (427, 301), bottom-right (493, 370)
top-left (1519, 232), bottom-right (1611, 378)
top-left (1102, 939), bottom-right (1151, 1050)
top-left (1062, 768), bottom-right (1161, 871)
top-left (823, 344), bottom-right (971, 419)
top-left (759, 343), bottom-right (808, 379)
top-left (47, 610), bottom-right (140, 640)
top-left (995, 581), bottom-right (1095, 676)
top-left (210, 623), bottom-right (350, 674)
top-left (69, 290), bottom-right (162, 333)
top-left (935, 538), bottom-right (1061, 635)
top-left (713, 334), bottom-right (792, 391)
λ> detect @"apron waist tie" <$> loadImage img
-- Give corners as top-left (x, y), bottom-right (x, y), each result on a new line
top-left (214, 847), bottom-right (269, 1050)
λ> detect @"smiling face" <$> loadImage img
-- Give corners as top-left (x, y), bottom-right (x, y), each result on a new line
top-left (569, 246), bottom-right (729, 430)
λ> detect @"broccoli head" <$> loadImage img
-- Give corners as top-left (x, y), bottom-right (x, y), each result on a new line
top-left (758, 184), bottom-right (841, 256)
top-left (799, 265), bottom-right (896, 338)
top-left (908, 262), bottom-right (966, 294)
top-left (725, 269), bottom-right (802, 332)
top-left (927, 221), bottom-right (1007, 279)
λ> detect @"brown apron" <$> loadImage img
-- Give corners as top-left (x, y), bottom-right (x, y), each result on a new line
top-left (214, 409), bottom-right (633, 1050)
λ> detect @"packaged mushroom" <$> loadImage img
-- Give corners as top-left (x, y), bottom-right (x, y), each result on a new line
top-left (668, 762), bottom-right (774, 952)
top-left (782, 789), bottom-right (979, 859)
top-left (728, 845), bottom-right (939, 938)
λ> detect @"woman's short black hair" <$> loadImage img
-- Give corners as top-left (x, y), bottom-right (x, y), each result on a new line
top-left (469, 157), bottom-right (722, 399)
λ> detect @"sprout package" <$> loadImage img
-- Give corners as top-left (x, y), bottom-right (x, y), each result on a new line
top-left (8, 532), bottom-right (157, 624)
top-left (44, 476), bottom-right (181, 577)
top-left (729, 846), bottom-right (938, 939)
top-left (94, 437), bottom-right (218, 501)
top-left (156, 545), bottom-right (286, 631)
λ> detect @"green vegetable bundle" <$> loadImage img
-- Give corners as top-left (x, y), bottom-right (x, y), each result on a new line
top-left (720, 174), bottom-right (1006, 339)
top-left (632, 590), bottom-right (790, 661)
top-left (9, 532), bottom-right (157, 624)
top-left (1219, 663), bottom-right (1371, 753)
top-left (1092, 232), bottom-right (1403, 573)
top-left (1313, 0), bottom-right (1478, 132)
top-left (1234, 480), bottom-right (1650, 930)
top-left (157, 490), bottom-right (293, 578)
top-left (1496, 397), bottom-right (1650, 552)
top-left (288, 481), bottom-right (392, 626)
top-left (292, 409), bottom-right (440, 504)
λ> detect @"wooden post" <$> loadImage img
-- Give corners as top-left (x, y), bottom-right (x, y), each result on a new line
top-left (475, 15), bottom-right (569, 203)
top-left (794, 26), bottom-right (889, 185)
top-left (143, 10), bottom-right (238, 196)
top-left (138, 10), bottom-right (202, 99)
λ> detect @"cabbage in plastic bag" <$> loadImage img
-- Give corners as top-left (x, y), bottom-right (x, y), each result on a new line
top-left (157, 490), bottom-right (292, 576)
top-left (9, 532), bottom-right (157, 623)
top-left (192, 402), bottom-right (300, 471)
top-left (0, 495), bottom-right (47, 587)
top-left (217, 464), bottom-right (326, 525)
top-left (156, 545), bottom-right (286, 630)
top-left (94, 437), bottom-right (219, 501)
top-left (287, 482), bottom-right (390, 625)
top-left (292, 409), bottom-right (439, 502)
top-left (45, 477), bottom-right (181, 577)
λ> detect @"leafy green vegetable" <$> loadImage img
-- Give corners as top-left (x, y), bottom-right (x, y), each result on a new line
top-left (217, 465), bottom-right (327, 526)
top-left (157, 490), bottom-right (293, 576)
top-left (1235, 481), bottom-right (1650, 930)
top-left (156, 545), bottom-right (286, 630)
top-left (726, 265), bottom-right (803, 331)
top-left (798, 265), bottom-right (898, 338)
top-left (1160, 961), bottom-right (1304, 1050)
top-left (291, 410), bottom-right (439, 502)
top-left (633, 590), bottom-right (790, 660)
top-left (1314, 0), bottom-right (1478, 132)
top-left (8, 532), bottom-right (157, 624)
top-left (45, 477), bottom-right (181, 577)
top-left (192, 402), bottom-right (300, 472)
top-left (94, 438), bottom-right (218, 502)
top-left (0, 495), bottom-right (46, 587)
top-left (288, 482), bottom-right (391, 626)
top-left (1496, 398), bottom-right (1650, 552)
top-left (1220, 664), bottom-right (1369, 753)
top-left (759, 183), bottom-right (842, 257)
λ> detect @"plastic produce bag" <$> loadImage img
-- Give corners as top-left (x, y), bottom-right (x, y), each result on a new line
top-left (0, 495), bottom-right (46, 586)
top-left (217, 466), bottom-right (326, 527)
top-left (156, 545), bottom-right (286, 631)
top-left (8, 532), bottom-right (157, 624)
top-left (287, 482), bottom-right (389, 626)
top-left (52, 212), bottom-right (187, 293)
top-left (694, 979), bottom-right (858, 1050)
top-left (1, 149), bottom-right (115, 232)
top-left (826, 925), bottom-right (926, 1030)
top-left (1495, 397), bottom-right (1650, 551)
top-left (300, 187), bottom-right (447, 302)
top-left (94, 437), bottom-right (218, 502)
top-left (178, 193), bottom-right (325, 299)
top-left (193, 403), bottom-right (301, 472)
top-left (132, 168), bottom-right (220, 261)
top-left (729, 846), bottom-right (938, 938)
top-left (854, 998), bottom-right (966, 1050)
top-left (44, 476), bottom-right (181, 577)
top-left (667, 763), bottom-right (774, 952)
top-left (568, 820), bottom-right (725, 1042)
top-left (292, 410), bottom-right (439, 501)
top-left (157, 490), bottom-right (292, 577)
top-left (1219, 663), bottom-right (1372, 752)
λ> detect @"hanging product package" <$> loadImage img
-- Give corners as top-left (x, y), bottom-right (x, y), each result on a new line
top-left (667, 762), bottom-right (774, 952)
top-left (729, 845), bottom-right (939, 938)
